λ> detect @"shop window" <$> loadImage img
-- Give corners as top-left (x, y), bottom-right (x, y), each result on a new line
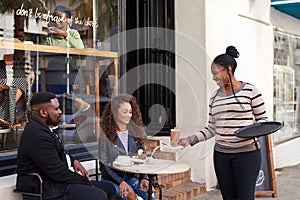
top-left (273, 32), bottom-right (300, 143)
top-left (0, 1), bottom-right (119, 166)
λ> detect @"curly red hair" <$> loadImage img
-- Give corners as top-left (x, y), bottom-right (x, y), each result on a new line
top-left (101, 94), bottom-right (146, 145)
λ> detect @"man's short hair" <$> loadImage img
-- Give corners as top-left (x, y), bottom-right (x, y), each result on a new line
top-left (30, 92), bottom-right (57, 106)
top-left (54, 5), bottom-right (72, 18)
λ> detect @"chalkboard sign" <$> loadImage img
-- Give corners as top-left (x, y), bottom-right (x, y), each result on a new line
top-left (255, 135), bottom-right (277, 197)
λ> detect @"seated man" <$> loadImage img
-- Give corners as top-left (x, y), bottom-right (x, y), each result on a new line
top-left (16, 92), bottom-right (116, 200)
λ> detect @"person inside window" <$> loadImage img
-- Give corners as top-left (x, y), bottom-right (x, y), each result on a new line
top-left (99, 93), bottom-right (155, 200)
top-left (43, 5), bottom-right (84, 49)
top-left (179, 46), bottom-right (268, 200)
top-left (13, 31), bottom-right (34, 124)
top-left (16, 30), bottom-right (27, 43)
top-left (42, 5), bottom-right (83, 94)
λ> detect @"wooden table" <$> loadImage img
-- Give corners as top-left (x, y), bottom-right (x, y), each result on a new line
top-left (0, 39), bottom-right (119, 140)
top-left (112, 157), bottom-right (190, 200)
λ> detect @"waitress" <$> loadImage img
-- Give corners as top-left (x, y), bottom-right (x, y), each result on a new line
top-left (179, 46), bottom-right (268, 200)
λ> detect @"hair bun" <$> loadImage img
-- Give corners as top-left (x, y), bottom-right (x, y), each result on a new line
top-left (226, 46), bottom-right (239, 58)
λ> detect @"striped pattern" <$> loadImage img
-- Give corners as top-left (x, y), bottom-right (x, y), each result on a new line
top-left (13, 50), bottom-right (32, 100)
top-left (194, 82), bottom-right (267, 149)
top-left (0, 50), bottom-right (32, 124)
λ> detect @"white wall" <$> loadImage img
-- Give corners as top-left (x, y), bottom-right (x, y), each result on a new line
top-left (273, 137), bottom-right (300, 168)
top-left (206, 0), bottom-right (274, 119)
top-left (175, 0), bottom-right (218, 190)
top-left (175, 0), bottom-right (207, 132)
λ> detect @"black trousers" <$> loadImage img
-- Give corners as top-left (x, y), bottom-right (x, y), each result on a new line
top-left (23, 180), bottom-right (116, 200)
top-left (213, 149), bottom-right (261, 200)
top-left (66, 180), bottom-right (116, 200)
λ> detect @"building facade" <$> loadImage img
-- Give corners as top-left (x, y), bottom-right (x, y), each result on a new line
top-left (0, 0), bottom-right (300, 196)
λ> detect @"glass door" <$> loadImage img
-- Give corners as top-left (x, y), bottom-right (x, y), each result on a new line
top-left (121, 0), bottom-right (175, 136)
top-left (273, 65), bottom-right (296, 142)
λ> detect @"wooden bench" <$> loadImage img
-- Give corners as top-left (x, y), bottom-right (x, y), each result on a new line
top-left (0, 154), bottom-right (17, 177)
top-left (0, 142), bottom-right (99, 200)
top-left (0, 142), bottom-right (99, 178)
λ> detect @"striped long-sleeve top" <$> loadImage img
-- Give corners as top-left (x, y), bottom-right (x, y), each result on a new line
top-left (189, 82), bottom-right (268, 153)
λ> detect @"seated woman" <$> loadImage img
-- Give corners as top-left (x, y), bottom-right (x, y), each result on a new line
top-left (0, 56), bottom-right (33, 127)
top-left (98, 94), bottom-right (155, 200)
top-left (0, 60), bottom-right (13, 127)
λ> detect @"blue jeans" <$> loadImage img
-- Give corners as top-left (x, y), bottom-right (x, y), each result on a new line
top-left (102, 176), bottom-right (155, 200)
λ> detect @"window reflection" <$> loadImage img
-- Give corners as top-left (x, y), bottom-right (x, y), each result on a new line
top-left (0, 1), bottom-right (119, 156)
top-left (273, 32), bottom-right (300, 143)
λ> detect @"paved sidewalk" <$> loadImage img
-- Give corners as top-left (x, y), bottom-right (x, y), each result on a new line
top-left (192, 164), bottom-right (300, 200)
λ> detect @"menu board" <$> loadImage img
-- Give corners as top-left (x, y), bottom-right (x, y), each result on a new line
top-left (255, 135), bottom-right (277, 197)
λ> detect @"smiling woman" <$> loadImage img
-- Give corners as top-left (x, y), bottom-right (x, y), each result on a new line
top-left (99, 94), bottom-right (155, 200)
top-left (179, 46), bottom-right (268, 200)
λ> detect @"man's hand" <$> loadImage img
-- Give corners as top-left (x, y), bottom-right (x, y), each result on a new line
top-left (48, 27), bottom-right (67, 38)
top-left (73, 160), bottom-right (90, 179)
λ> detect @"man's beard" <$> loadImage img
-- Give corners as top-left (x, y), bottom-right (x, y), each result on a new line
top-left (47, 114), bottom-right (59, 126)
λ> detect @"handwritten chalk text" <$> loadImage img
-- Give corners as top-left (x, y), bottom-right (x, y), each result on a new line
top-left (16, 3), bottom-right (97, 28)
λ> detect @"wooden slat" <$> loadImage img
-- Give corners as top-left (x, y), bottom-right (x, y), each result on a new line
top-left (157, 182), bottom-right (206, 200)
top-left (0, 39), bottom-right (118, 58)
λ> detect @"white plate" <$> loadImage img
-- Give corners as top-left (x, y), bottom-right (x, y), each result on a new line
top-left (113, 161), bottom-right (134, 167)
top-left (131, 156), bottom-right (148, 163)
